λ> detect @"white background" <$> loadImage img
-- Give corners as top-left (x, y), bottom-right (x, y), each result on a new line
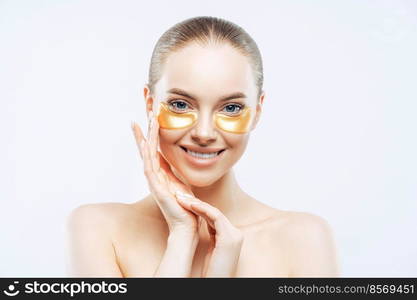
top-left (1, 0), bottom-right (416, 277)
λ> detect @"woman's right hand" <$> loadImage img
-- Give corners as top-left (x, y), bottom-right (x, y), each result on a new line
top-left (131, 110), bottom-right (200, 238)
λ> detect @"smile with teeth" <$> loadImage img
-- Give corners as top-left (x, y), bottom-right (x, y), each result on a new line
top-left (180, 146), bottom-right (224, 159)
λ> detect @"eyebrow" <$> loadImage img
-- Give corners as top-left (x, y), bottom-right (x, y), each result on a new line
top-left (167, 88), bottom-right (247, 102)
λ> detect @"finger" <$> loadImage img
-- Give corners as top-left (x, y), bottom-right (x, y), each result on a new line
top-left (158, 152), bottom-right (184, 186)
top-left (150, 108), bottom-right (159, 152)
top-left (143, 139), bottom-right (161, 183)
top-left (143, 119), bottom-right (156, 172)
top-left (189, 203), bottom-right (217, 229)
top-left (131, 122), bottom-right (145, 159)
top-left (189, 200), bottom-right (233, 232)
top-left (148, 118), bottom-right (166, 185)
top-left (175, 193), bottom-right (195, 210)
top-left (145, 110), bottom-right (158, 173)
top-left (142, 139), bottom-right (162, 194)
top-left (149, 111), bottom-right (161, 173)
top-left (156, 150), bottom-right (193, 196)
top-left (165, 175), bottom-right (177, 194)
top-left (175, 196), bottom-right (218, 229)
top-left (143, 137), bottom-right (176, 205)
top-left (175, 190), bottom-right (197, 201)
top-left (158, 152), bottom-right (173, 175)
top-left (176, 196), bottom-right (209, 235)
top-left (146, 111), bottom-right (153, 140)
top-left (142, 139), bottom-right (154, 181)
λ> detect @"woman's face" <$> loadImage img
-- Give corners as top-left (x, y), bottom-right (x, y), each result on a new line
top-left (146, 42), bottom-right (264, 187)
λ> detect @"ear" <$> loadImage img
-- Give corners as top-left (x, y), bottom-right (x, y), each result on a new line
top-left (143, 84), bottom-right (155, 120)
top-left (250, 91), bottom-right (265, 131)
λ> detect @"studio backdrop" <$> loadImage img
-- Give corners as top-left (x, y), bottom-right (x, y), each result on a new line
top-left (1, 0), bottom-right (416, 276)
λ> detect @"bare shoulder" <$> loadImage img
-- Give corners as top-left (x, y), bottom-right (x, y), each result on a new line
top-left (66, 202), bottom-right (133, 233)
top-left (265, 210), bottom-right (340, 277)
top-left (261, 209), bottom-right (336, 249)
top-left (66, 198), bottom-right (165, 244)
top-left (66, 202), bottom-right (135, 250)
top-left (272, 210), bottom-right (333, 239)
top-left (66, 202), bottom-right (136, 277)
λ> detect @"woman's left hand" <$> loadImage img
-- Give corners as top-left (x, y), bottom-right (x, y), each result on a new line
top-left (175, 192), bottom-right (244, 277)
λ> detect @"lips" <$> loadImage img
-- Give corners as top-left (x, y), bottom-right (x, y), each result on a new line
top-left (179, 145), bottom-right (226, 167)
top-left (180, 146), bottom-right (225, 155)
top-left (179, 145), bottom-right (226, 154)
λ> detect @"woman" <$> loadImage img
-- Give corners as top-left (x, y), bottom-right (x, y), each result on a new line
top-left (67, 16), bottom-right (340, 277)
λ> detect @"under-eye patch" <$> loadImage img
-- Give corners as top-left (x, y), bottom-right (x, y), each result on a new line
top-left (157, 101), bottom-right (198, 129)
top-left (214, 106), bottom-right (252, 134)
top-left (157, 102), bottom-right (253, 134)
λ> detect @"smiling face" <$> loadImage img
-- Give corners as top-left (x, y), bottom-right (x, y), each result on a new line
top-left (145, 42), bottom-right (264, 187)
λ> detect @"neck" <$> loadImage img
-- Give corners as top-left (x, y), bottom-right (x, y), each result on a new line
top-left (190, 169), bottom-right (248, 223)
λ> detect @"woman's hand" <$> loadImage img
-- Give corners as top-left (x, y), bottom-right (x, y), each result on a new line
top-left (131, 111), bottom-right (199, 238)
top-left (176, 193), bottom-right (244, 277)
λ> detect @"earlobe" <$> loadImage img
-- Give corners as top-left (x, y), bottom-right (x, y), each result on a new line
top-left (259, 91), bottom-right (265, 106)
top-left (252, 91), bottom-right (265, 130)
top-left (143, 83), bottom-right (151, 100)
top-left (251, 98), bottom-right (264, 131)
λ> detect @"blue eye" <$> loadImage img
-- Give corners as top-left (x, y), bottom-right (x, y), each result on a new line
top-left (167, 100), bottom-right (244, 115)
top-left (168, 100), bottom-right (190, 112)
top-left (222, 104), bottom-right (243, 115)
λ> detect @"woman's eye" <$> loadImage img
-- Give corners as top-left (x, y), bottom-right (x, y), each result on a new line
top-left (221, 104), bottom-right (243, 115)
top-left (168, 100), bottom-right (190, 112)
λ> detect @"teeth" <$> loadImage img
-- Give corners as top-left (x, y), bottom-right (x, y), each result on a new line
top-left (187, 149), bottom-right (220, 159)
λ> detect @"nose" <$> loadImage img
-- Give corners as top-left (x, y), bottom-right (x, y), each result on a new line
top-left (190, 111), bottom-right (217, 145)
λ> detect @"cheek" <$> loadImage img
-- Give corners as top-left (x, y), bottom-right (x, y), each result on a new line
top-left (224, 131), bottom-right (249, 149)
top-left (158, 128), bottom-right (184, 166)
top-left (158, 128), bottom-right (182, 145)
top-left (216, 133), bottom-right (250, 171)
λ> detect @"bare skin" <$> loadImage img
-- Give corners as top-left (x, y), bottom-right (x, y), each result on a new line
top-left (66, 42), bottom-right (340, 277)
top-left (66, 193), bottom-right (339, 277)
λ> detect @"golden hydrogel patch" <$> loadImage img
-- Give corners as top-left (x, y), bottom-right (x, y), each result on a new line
top-left (157, 102), bottom-right (253, 134)
top-left (157, 101), bottom-right (198, 129)
top-left (214, 106), bottom-right (252, 134)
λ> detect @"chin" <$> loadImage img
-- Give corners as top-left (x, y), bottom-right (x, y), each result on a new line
top-left (187, 175), bottom-right (222, 187)
top-left (177, 167), bottom-right (226, 187)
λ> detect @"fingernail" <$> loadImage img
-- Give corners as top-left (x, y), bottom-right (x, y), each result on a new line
top-left (175, 194), bottom-right (187, 202)
top-left (176, 191), bottom-right (193, 198)
top-left (175, 191), bottom-right (193, 200)
top-left (131, 121), bottom-right (135, 130)
top-left (175, 191), bottom-right (185, 198)
top-left (176, 195), bottom-right (186, 201)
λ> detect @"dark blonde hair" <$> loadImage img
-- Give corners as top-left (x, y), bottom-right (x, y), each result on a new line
top-left (147, 16), bottom-right (264, 99)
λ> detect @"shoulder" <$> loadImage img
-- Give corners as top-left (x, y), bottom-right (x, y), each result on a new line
top-left (66, 199), bottom-right (164, 242)
top-left (241, 200), bottom-right (333, 240)
top-left (276, 211), bottom-right (334, 241)
top-left (66, 202), bottom-right (133, 253)
top-left (267, 210), bottom-right (340, 277)
top-left (65, 202), bottom-right (137, 277)
top-left (266, 210), bottom-right (336, 251)
top-left (66, 202), bottom-right (130, 233)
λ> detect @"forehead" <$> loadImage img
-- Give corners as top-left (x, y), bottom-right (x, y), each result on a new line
top-left (156, 43), bottom-right (257, 102)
